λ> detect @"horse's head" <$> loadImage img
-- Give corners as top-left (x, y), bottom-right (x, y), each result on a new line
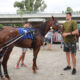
top-left (45, 16), bottom-right (60, 33)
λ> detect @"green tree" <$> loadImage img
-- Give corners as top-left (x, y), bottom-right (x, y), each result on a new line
top-left (17, 9), bottom-right (25, 25)
top-left (66, 7), bottom-right (73, 13)
top-left (14, 0), bottom-right (47, 25)
top-left (14, 0), bottom-right (47, 13)
top-left (0, 24), bottom-right (3, 29)
top-left (62, 6), bottom-right (73, 13)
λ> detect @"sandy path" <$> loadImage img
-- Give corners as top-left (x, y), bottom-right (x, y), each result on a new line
top-left (2, 44), bottom-right (80, 80)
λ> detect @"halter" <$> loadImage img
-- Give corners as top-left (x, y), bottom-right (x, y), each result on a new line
top-left (52, 19), bottom-right (59, 29)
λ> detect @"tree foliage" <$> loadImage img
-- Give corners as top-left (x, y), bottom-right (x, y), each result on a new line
top-left (14, 0), bottom-right (47, 13)
top-left (62, 6), bottom-right (73, 14)
top-left (0, 24), bottom-right (3, 28)
top-left (66, 7), bottom-right (73, 13)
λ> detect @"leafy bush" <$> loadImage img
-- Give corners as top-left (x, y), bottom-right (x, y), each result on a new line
top-left (0, 24), bottom-right (3, 28)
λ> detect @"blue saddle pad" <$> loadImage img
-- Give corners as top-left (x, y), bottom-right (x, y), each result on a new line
top-left (17, 28), bottom-right (36, 39)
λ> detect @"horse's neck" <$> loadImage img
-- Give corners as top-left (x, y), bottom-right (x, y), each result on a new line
top-left (34, 22), bottom-right (47, 37)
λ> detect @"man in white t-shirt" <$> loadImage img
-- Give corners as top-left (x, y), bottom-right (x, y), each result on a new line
top-left (45, 30), bottom-right (53, 49)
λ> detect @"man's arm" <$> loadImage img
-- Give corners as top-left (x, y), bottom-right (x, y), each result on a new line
top-left (62, 29), bottom-right (79, 38)
top-left (62, 21), bottom-right (79, 38)
top-left (72, 29), bottom-right (79, 35)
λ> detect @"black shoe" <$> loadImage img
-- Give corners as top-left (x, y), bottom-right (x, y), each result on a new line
top-left (64, 66), bottom-right (71, 70)
top-left (72, 68), bottom-right (76, 75)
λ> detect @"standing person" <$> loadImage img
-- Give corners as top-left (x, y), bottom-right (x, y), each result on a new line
top-left (16, 48), bottom-right (27, 69)
top-left (60, 25), bottom-right (64, 48)
top-left (79, 30), bottom-right (80, 50)
top-left (16, 22), bottom-right (31, 69)
top-left (45, 30), bottom-right (53, 50)
top-left (62, 12), bottom-right (78, 75)
top-left (23, 21), bottom-right (32, 28)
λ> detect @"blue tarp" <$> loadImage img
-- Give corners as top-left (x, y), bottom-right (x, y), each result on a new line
top-left (17, 28), bottom-right (36, 39)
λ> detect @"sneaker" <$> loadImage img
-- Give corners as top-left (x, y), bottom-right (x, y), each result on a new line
top-left (64, 66), bottom-right (71, 70)
top-left (72, 68), bottom-right (76, 75)
top-left (21, 63), bottom-right (27, 67)
top-left (16, 64), bottom-right (19, 69)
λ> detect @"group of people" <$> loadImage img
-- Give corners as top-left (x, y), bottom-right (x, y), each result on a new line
top-left (16, 12), bottom-right (78, 75)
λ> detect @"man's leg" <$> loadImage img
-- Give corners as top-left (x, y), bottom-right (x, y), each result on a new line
top-left (21, 48), bottom-right (27, 67)
top-left (48, 43), bottom-right (51, 50)
top-left (71, 42), bottom-right (77, 75)
top-left (21, 53), bottom-right (26, 66)
top-left (47, 39), bottom-right (52, 50)
top-left (64, 43), bottom-right (71, 70)
top-left (71, 53), bottom-right (76, 74)
top-left (71, 54), bottom-right (76, 69)
top-left (66, 52), bottom-right (71, 67)
top-left (16, 54), bottom-right (23, 68)
top-left (64, 52), bottom-right (71, 70)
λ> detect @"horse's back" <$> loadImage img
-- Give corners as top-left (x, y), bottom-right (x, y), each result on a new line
top-left (0, 26), bottom-right (18, 44)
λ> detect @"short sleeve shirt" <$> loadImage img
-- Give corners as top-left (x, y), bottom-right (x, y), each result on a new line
top-left (63, 20), bottom-right (77, 42)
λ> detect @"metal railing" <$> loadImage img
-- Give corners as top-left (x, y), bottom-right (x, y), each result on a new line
top-left (0, 13), bottom-right (80, 18)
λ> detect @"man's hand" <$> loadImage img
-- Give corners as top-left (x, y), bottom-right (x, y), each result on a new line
top-left (72, 29), bottom-right (79, 35)
top-left (62, 32), bottom-right (70, 38)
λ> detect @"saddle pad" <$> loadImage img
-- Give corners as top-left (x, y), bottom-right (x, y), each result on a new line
top-left (17, 28), bottom-right (36, 39)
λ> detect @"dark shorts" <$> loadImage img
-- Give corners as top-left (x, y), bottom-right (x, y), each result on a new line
top-left (64, 42), bottom-right (77, 54)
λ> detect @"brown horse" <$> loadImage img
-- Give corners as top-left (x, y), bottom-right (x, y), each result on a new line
top-left (0, 17), bottom-right (59, 80)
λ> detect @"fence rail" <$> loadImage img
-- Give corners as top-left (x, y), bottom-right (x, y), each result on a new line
top-left (0, 13), bottom-right (80, 18)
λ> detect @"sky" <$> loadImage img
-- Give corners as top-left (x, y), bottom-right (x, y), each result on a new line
top-left (0, 0), bottom-right (80, 14)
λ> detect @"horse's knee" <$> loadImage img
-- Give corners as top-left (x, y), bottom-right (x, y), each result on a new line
top-left (33, 56), bottom-right (37, 60)
top-left (2, 58), bottom-right (8, 67)
top-left (33, 58), bottom-right (36, 61)
top-left (2, 61), bottom-right (6, 67)
top-left (2, 61), bottom-right (9, 76)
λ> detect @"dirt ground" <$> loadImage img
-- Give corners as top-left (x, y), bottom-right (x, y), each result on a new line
top-left (1, 44), bottom-right (80, 80)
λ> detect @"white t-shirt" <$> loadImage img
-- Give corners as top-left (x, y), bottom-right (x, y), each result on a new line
top-left (45, 31), bottom-right (53, 39)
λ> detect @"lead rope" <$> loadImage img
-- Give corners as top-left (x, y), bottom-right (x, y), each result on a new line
top-left (0, 32), bottom-right (27, 53)
top-left (71, 24), bottom-right (73, 49)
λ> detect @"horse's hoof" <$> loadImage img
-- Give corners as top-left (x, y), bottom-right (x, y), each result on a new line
top-left (5, 77), bottom-right (11, 80)
top-left (4, 78), bottom-right (8, 80)
top-left (33, 70), bottom-right (37, 74)
top-left (32, 66), bottom-right (38, 73)
top-left (1, 78), bottom-right (5, 80)
top-left (5, 78), bottom-right (11, 80)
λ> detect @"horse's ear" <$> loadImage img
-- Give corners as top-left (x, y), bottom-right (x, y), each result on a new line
top-left (52, 16), bottom-right (54, 20)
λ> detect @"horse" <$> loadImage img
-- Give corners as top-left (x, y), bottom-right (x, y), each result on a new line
top-left (0, 16), bottom-right (60, 80)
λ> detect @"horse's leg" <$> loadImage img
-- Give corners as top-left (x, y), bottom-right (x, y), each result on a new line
top-left (0, 49), bottom-right (9, 79)
top-left (33, 47), bottom-right (40, 73)
top-left (0, 60), bottom-right (3, 79)
top-left (2, 46), bottom-right (13, 80)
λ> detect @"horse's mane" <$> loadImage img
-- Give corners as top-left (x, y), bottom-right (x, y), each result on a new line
top-left (1, 21), bottom-right (48, 37)
top-left (34, 21), bottom-right (48, 36)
